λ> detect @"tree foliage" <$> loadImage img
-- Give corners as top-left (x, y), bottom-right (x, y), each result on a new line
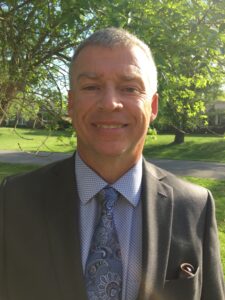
top-left (122, 0), bottom-right (225, 141)
top-left (0, 0), bottom-right (97, 125)
top-left (0, 0), bottom-right (225, 143)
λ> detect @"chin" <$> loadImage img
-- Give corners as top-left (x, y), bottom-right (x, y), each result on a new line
top-left (97, 147), bottom-right (139, 160)
top-left (95, 147), bottom-right (127, 158)
top-left (97, 151), bottom-right (124, 158)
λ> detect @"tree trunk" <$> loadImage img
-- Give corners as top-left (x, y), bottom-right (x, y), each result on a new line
top-left (173, 130), bottom-right (185, 144)
top-left (0, 114), bottom-right (5, 126)
top-left (0, 101), bottom-right (10, 126)
top-left (0, 83), bottom-right (19, 126)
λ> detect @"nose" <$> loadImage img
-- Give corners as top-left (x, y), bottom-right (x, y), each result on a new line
top-left (97, 86), bottom-right (123, 111)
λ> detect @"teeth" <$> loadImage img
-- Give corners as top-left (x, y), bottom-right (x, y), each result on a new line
top-left (96, 124), bottom-right (123, 129)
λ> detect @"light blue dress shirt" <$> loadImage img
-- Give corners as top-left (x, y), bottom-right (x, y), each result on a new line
top-left (75, 152), bottom-right (143, 300)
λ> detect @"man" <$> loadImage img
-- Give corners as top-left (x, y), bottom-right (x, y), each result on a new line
top-left (0, 28), bottom-right (224, 300)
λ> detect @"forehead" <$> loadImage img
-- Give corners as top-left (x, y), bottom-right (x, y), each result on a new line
top-left (72, 45), bottom-right (151, 80)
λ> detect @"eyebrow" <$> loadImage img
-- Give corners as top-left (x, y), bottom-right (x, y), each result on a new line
top-left (76, 69), bottom-right (144, 84)
top-left (77, 72), bottom-right (101, 82)
top-left (119, 74), bottom-right (142, 82)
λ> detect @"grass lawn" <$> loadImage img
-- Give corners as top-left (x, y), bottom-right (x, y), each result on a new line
top-left (0, 162), bottom-right (224, 274)
top-left (0, 127), bottom-right (76, 153)
top-left (0, 127), bottom-right (225, 162)
top-left (144, 134), bottom-right (225, 162)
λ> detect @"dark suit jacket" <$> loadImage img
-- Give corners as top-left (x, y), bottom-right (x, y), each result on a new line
top-left (0, 156), bottom-right (224, 300)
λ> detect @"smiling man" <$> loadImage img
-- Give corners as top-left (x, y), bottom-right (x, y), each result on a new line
top-left (0, 28), bottom-right (224, 300)
top-left (68, 42), bottom-right (158, 183)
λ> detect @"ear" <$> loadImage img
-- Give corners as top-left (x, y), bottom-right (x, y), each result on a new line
top-left (150, 93), bottom-right (158, 122)
top-left (68, 90), bottom-right (74, 119)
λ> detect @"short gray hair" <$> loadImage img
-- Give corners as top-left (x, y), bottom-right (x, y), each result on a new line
top-left (69, 27), bottom-right (157, 93)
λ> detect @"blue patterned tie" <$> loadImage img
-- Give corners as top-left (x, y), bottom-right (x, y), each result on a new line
top-left (85, 187), bottom-right (123, 299)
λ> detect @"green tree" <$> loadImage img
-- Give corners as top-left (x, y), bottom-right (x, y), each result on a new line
top-left (0, 0), bottom-right (97, 125)
top-left (1, 0), bottom-right (224, 144)
top-left (124, 0), bottom-right (225, 142)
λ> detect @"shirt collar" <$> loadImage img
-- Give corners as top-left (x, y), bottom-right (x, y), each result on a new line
top-left (75, 152), bottom-right (143, 208)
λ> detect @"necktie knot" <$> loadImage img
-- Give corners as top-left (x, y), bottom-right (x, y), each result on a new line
top-left (101, 187), bottom-right (118, 215)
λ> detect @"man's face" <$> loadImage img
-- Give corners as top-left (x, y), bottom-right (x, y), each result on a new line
top-left (68, 45), bottom-right (158, 164)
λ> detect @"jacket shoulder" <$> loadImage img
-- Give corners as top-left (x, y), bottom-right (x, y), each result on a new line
top-left (0, 156), bottom-right (75, 198)
top-left (143, 159), bottom-right (209, 202)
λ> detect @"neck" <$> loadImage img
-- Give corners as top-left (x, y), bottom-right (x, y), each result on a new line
top-left (78, 151), bottom-right (141, 184)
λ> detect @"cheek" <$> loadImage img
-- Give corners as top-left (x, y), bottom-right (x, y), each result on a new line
top-left (145, 99), bottom-right (153, 116)
top-left (70, 102), bottom-right (80, 130)
top-left (136, 100), bottom-right (152, 124)
top-left (73, 100), bottom-right (93, 128)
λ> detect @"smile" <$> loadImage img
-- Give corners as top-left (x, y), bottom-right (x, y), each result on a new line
top-left (95, 124), bottom-right (126, 129)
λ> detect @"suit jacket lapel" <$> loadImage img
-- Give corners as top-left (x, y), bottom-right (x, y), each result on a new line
top-left (137, 160), bottom-right (174, 300)
top-left (43, 155), bottom-right (87, 300)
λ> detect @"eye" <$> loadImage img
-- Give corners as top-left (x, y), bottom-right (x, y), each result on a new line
top-left (121, 86), bottom-right (140, 94)
top-left (82, 85), bottom-right (100, 91)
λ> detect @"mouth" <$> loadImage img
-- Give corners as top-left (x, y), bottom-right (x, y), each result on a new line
top-left (95, 124), bottom-right (126, 129)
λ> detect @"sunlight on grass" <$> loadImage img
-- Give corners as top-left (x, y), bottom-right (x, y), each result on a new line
top-left (0, 127), bottom-right (76, 153)
top-left (144, 134), bottom-right (225, 162)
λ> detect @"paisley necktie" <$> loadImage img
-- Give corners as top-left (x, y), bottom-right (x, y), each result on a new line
top-left (85, 187), bottom-right (123, 299)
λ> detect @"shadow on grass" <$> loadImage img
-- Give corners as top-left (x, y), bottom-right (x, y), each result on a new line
top-left (144, 140), bottom-right (225, 162)
top-left (22, 129), bottom-right (72, 138)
